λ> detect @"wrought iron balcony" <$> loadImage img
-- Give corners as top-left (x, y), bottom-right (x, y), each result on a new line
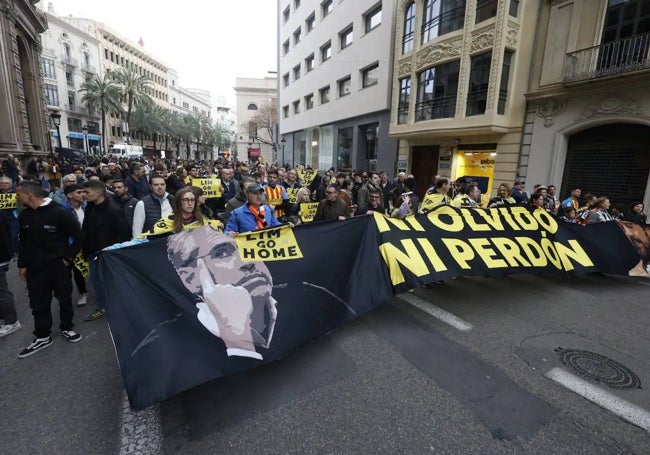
top-left (564, 33), bottom-right (650, 83)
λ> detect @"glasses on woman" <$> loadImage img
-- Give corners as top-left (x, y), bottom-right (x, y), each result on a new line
top-left (181, 198), bottom-right (196, 204)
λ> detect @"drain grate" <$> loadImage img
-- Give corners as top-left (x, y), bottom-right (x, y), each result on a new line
top-left (555, 348), bottom-right (641, 389)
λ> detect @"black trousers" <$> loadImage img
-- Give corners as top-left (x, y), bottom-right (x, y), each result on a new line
top-left (72, 264), bottom-right (87, 294)
top-left (26, 261), bottom-right (74, 338)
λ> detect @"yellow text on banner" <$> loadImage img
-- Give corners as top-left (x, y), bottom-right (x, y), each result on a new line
top-left (73, 251), bottom-right (90, 278)
top-left (300, 202), bottom-right (319, 223)
top-left (235, 225), bottom-right (303, 261)
top-left (0, 193), bottom-right (17, 210)
top-left (191, 178), bottom-right (222, 198)
top-left (297, 169), bottom-right (317, 187)
top-left (286, 188), bottom-right (299, 204)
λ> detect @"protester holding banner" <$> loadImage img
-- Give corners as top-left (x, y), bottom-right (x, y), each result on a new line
top-left (354, 188), bottom-right (383, 216)
top-left (224, 176), bottom-right (256, 224)
top-left (421, 177), bottom-right (452, 213)
top-left (225, 184), bottom-right (282, 236)
top-left (488, 183), bottom-right (516, 208)
top-left (16, 181), bottom-right (84, 357)
top-left (451, 183), bottom-right (479, 208)
top-left (314, 184), bottom-right (350, 222)
top-left (132, 176), bottom-right (174, 238)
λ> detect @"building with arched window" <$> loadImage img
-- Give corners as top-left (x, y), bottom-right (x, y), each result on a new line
top-left (389, 0), bottom-right (535, 200)
top-left (0, 0), bottom-right (49, 160)
top-left (39, 4), bottom-right (102, 153)
top-left (523, 0), bottom-right (650, 216)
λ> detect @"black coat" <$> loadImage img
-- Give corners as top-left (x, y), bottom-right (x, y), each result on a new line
top-left (82, 197), bottom-right (131, 257)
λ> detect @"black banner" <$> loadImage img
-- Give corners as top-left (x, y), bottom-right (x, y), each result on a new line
top-left (96, 207), bottom-right (648, 410)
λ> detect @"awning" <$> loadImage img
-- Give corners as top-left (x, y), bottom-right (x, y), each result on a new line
top-left (88, 134), bottom-right (101, 141)
top-left (68, 132), bottom-right (84, 139)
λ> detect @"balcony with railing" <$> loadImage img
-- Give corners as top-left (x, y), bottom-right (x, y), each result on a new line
top-left (564, 33), bottom-right (650, 83)
top-left (82, 63), bottom-right (96, 74)
top-left (61, 54), bottom-right (78, 67)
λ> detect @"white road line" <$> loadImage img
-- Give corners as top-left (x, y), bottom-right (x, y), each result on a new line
top-left (638, 281), bottom-right (650, 286)
top-left (545, 367), bottom-right (650, 432)
top-left (119, 391), bottom-right (163, 454)
top-left (397, 293), bottom-right (474, 332)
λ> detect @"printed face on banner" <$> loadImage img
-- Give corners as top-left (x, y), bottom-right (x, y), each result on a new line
top-left (618, 221), bottom-right (650, 277)
top-left (167, 226), bottom-right (277, 359)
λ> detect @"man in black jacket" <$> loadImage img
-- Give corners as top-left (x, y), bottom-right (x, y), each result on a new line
top-left (82, 180), bottom-right (131, 321)
top-left (16, 181), bottom-right (84, 358)
top-left (0, 211), bottom-right (20, 338)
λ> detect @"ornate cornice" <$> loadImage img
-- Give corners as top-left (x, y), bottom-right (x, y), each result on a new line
top-left (576, 96), bottom-right (649, 121)
top-left (397, 58), bottom-right (412, 78)
top-left (415, 38), bottom-right (463, 70)
top-left (470, 32), bottom-right (494, 53)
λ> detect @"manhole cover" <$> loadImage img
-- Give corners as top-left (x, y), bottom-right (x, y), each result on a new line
top-left (555, 348), bottom-right (641, 389)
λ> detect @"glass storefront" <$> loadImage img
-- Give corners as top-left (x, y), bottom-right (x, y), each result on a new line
top-left (337, 127), bottom-right (353, 171)
top-left (294, 126), bottom-right (335, 170)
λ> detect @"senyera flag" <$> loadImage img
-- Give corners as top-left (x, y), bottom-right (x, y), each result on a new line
top-left (95, 207), bottom-right (648, 410)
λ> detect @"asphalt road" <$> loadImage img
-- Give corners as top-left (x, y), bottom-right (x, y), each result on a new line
top-left (1, 262), bottom-right (649, 454)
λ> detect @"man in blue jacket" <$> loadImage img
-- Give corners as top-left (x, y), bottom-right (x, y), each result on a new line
top-left (224, 184), bottom-right (281, 237)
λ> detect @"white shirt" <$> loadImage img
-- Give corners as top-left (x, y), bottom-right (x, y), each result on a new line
top-left (73, 206), bottom-right (84, 227)
top-left (132, 194), bottom-right (173, 238)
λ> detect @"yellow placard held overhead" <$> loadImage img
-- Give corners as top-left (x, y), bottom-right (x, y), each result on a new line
top-left (455, 151), bottom-right (496, 207)
top-left (297, 169), bottom-right (317, 187)
top-left (190, 178), bottom-right (222, 199)
top-left (286, 188), bottom-right (299, 204)
top-left (0, 193), bottom-right (17, 210)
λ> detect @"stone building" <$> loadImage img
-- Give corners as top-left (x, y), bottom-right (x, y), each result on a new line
top-left (0, 0), bottom-right (49, 159)
top-left (388, 0), bottom-right (534, 199)
top-left (523, 0), bottom-right (650, 215)
top-left (234, 76), bottom-right (277, 163)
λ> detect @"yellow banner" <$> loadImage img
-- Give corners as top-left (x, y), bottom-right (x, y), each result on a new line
top-left (234, 225), bottom-right (303, 261)
top-left (297, 169), bottom-right (317, 187)
top-left (191, 178), bottom-right (222, 198)
top-left (300, 202), bottom-right (319, 223)
top-left (139, 215), bottom-right (223, 238)
top-left (455, 151), bottom-right (496, 207)
top-left (0, 193), bottom-right (17, 210)
top-left (286, 188), bottom-right (299, 204)
top-left (73, 251), bottom-right (90, 278)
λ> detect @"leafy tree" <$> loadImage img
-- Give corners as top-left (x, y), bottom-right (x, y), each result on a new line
top-left (79, 74), bottom-right (123, 153)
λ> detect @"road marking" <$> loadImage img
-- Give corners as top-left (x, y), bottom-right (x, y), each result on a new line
top-left (638, 281), bottom-right (650, 286)
top-left (397, 293), bottom-right (474, 332)
top-left (545, 367), bottom-right (650, 432)
top-left (119, 391), bottom-right (163, 454)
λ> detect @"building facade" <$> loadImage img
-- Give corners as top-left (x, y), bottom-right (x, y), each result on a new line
top-left (169, 69), bottom-right (212, 118)
top-left (0, 0), bottom-right (49, 159)
top-left (389, 0), bottom-right (534, 200)
top-left (278, 0), bottom-right (398, 172)
top-left (60, 17), bottom-right (171, 149)
top-left (523, 0), bottom-right (650, 215)
top-left (234, 76), bottom-right (277, 163)
top-left (40, 5), bottom-right (102, 152)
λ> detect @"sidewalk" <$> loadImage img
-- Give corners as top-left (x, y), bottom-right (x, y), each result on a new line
top-left (0, 263), bottom-right (123, 455)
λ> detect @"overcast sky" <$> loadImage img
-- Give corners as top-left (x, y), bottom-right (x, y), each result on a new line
top-left (39, 0), bottom-right (278, 107)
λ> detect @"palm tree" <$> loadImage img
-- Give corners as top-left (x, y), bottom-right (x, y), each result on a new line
top-left (79, 74), bottom-right (122, 153)
top-left (110, 67), bottom-right (152, 144)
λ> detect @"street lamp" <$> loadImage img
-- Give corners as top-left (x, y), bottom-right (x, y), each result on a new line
top-left (50, 111), bottom-right (62, 159)
top-left (365, 127), bottom-right (376, 172)
top-left (281, 137), bottom-right (286, 167)
top-left (81, 124), bottom-right (89, 155)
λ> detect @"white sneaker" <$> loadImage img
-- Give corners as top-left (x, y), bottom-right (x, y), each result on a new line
top-left (0, 321), bottom-right (22, 338)
top-left (77, 294), bottom-right (88, 306)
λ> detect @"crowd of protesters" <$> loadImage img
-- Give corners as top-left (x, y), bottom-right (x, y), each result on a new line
top-left (0, 151), bottom-right (647, 358)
